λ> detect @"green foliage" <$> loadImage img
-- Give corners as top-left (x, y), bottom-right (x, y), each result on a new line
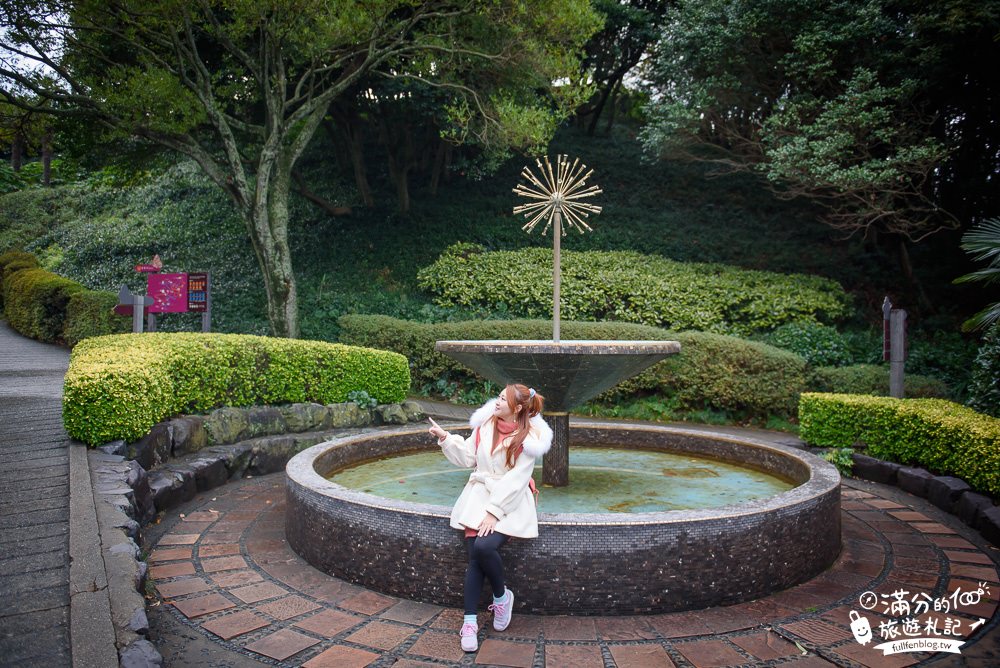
top-left (819, 447), bottom-right (855, 477)
top-left (63, 289), bottom-right (131, 347)
top-left (346, 390), bottom-right (378, 409)
top-left (0, 185), bottom-right (81, 254)
top-left (0, 250), bottom-right (40, 308)
top-left (799, 392), bottom-right (1000, 495)
top-left (954, 217), bottom-right (1000, 331)
top-left (761, 321), bottom-right (852, 367)
top-left (337, 315), bottom-right (808, 418)
top-left (417, 244), bottom-right (851, 336)
top-left (809, 364), bottom-right (950, 399)
top-left (62, 333), bottom-right (410, 445)
top-left (967, 325), bottom-right (1000, 417)
top-left (4, 267), bottom-right (84, 342)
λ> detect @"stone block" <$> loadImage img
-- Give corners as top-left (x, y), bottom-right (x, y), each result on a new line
top-left (401, 400), bottom-right (424, 422)
top-left (119, 638), bottom-right (162, 668)
top-left (329, 402), bottom-right (371, 428)
top-left (955, 491), bottom-right (994, 528)
top-left (190, 456), bottom-right (229, 492)
top-left (976, 505), bottom-right (1000, 548)
top-left (376, 403), bottom-right (408, 425)
top-left (927, 476), bottom-right (971, 513)
top-left (204, 407), bottom-right (249, 445)
top-left (203, 443), bottom-right (254, 479)
top-left (147, 468), bottom-right (195, 511)
top-left (126, 461), bottom-right (156, 525)
top-left (128, 607), bottom-right (149, 635)
top-left (98, 440), bottom-right (128, 457)
top-left (248, 435), bottom-right (299, 475)
top-left (129, 423), bottom-right (169, 469)
top-left (896, 467), bottom-right (933, 498)
top-left (851, 453), bottom-right (899, 485)
top-left (167, 416), bottom-right (207, 456)
top-left (135, 560), bottom-right (148, 594)
top-left (280, 403), bottom-right (313, 432)
top-left (244, 406), bottom-right (287, 438)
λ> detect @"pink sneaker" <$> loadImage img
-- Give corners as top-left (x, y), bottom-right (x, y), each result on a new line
top-left (489, 588), bottom-right (514, 631)
top-left (460, 621), bottom-right (478, 652)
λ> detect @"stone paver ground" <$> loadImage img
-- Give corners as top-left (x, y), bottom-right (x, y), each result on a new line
top-left (147, 468), bottom-right (1000, 667)
top-left (0, 320), bottom-right (72, 667)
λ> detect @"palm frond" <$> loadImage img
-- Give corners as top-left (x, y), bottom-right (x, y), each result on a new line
top-left (954, 267), bottom-right (1000, 285)
top-left (962, 303), bottom-right (1000, 332)
top-left (960, 217), bottom-right (1000, 264)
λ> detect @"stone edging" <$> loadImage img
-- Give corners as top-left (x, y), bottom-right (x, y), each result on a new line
top-left (83, 400), bottom-right (426, 667)
top-left (849, 452), bottom-right (1000, 548)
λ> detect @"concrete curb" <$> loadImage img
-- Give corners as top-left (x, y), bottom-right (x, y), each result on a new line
top-left (68, 442), bottom-right (120, 667)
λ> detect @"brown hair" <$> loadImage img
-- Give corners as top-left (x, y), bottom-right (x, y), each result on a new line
top-left (497, 383), bottom-right (544, 468)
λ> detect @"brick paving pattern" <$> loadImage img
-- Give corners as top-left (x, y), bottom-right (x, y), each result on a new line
top-left (148, 472), bottom-right (1000, 667)
top-left (0, 320), bottom-right (72, 666)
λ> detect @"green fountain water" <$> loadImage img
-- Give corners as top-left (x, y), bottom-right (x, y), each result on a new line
top-left (328, 447), bottom-right (794, 514)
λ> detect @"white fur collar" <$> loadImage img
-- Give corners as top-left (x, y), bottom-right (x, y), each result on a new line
top-left (469, 399), bottom-right (553, 459)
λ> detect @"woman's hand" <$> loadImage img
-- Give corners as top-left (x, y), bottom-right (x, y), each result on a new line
top-left (477, 512), bottom-right (499, 537)
top-left (428, 417), bottom-right (448, 441)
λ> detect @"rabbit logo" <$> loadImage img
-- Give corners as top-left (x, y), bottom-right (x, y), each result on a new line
top-left (850, 610), bottom-right (873, 645)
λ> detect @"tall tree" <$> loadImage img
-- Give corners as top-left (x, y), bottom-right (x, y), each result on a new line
top-left (639, 0), bottom-right (1000, 242)
top-left (0, 0), bottom-right (600, 337)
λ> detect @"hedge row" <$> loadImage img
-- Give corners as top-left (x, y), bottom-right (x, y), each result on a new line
top-left (0, 251), bottom-right (130, 345)
top-left (799, 393), bottom-right (1000, 495)
top-left (809, 364), bottom-right (950, 399)
top-left (63, 333), bottom-right (410, 445)
top-left (416, 244), bottom-right (851, 336)
top-left (337, 315), bottom-right (808, 417)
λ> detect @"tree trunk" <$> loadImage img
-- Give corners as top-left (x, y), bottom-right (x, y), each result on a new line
top-left (11, 130), bottom-right (24, 172)
top-left (430, 140), bottom-right (446, 195)
top-left (897, 237), bottom-right (933, 314)
top-left (247, 161), bottom-right (299, 338)
top-left (41, 128), bottom-right (53, 186)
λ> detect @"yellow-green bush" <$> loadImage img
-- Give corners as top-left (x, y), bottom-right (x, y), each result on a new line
top-left (64, 289), bottom-right (131, 347)
top-left (799, 392), bottom-right (1000, 495)
top-left (4, 267), bottom-right (85, 342)
top-left (63, 332), bottom-right (410, 445)
top-left (0, 249), bottom-right (40, 308)
top-left (338, 315), bottom-right (808, 417)
top-left (417, 244), bottom-right (851, 336)
top-left (809, 364), bottom-right (950, 399)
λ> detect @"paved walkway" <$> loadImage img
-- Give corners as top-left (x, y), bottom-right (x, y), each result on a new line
top-left (0, 320), bottom-right (73, 666)
top-left (146, 413), bottom-right (1000, 667)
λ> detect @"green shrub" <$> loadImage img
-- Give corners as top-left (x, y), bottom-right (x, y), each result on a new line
top-left (799, 393), bottom-right (1000, 495)
top-left (338, 315), bottom-right (808, 418)
top-left (64, 289), bottom-right (131, 347)
top-left (967, 325), bottom-right (1000, 417)
top-left (809, 364), bottom-right (950, 399)
top-left (416, 244), bottom-right (852, 336)
top-left (63, 332), bottom-right (411, 445)
top-left (762, 321), bottom-right (853, 367)
top-left (0, 250), bottom-right (40, 308)
top-left (4, 267), bottom-right (85, 342)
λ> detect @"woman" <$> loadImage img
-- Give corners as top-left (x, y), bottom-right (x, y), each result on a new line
top-left (428, 384), bottom-right (550, 652)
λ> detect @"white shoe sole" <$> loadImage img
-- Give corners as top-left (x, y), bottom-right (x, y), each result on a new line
top-left (461, 637), bottom-right (478, 652)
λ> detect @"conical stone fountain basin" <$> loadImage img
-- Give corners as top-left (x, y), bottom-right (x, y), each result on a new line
top-left (434, 340), bottom-right (682, 486)
top-left (285, 422), bottom-right (842, 614)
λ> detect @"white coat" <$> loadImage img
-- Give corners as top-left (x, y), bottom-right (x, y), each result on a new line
top-left (438, 400), bottom-right (553, 539)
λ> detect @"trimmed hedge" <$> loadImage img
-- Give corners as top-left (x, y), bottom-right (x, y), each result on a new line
top-left (338, 315), bottom-right (808, 417)
top-left (809, 364), bottom-right (950, 399)
top-left (64, 289), bottom-right (131, 347)
top-left (4, 267), bottom-right (84, 342)
top-left (63, 332), bottom-right (410, 445)
top-left (0, 249), bottom-right (39, 308)
top-left (417, 244), bottom-right (851, 336)
top-left (799, 393), bottom-right (1000, 495)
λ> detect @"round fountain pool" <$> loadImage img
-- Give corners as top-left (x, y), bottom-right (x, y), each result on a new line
top-left (286, 422), bottom-right (841, 614)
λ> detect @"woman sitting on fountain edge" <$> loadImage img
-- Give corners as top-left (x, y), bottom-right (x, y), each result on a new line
top-left (428, 384), bottom-right (551, 653)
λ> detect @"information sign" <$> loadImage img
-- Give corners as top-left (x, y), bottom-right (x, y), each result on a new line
top-left (147, 273), bottom-right (189, 313)
top-left (187, 273), bottom-right (208, 312)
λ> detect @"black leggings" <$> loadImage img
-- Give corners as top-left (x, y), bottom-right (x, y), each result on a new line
top-left (464, 533), bottom-right (509, 615)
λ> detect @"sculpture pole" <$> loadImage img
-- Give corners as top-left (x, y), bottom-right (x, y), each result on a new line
top-left (553, 207), bottom-right (561, 342)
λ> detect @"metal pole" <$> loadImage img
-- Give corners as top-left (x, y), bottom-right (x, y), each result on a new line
top-left (889, 309), bottom-right (907, 398)
top-left (202, 272), bottom-right (211, 333)
top-left (553, 209), bottom-right (561, 343)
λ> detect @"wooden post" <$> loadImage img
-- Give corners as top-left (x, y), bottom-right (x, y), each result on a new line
top-left (889, 309), bottom-right (907, 398)
top-left (552, 209), bottom-right (561, 343)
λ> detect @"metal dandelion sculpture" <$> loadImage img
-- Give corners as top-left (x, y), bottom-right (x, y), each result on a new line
top-left (513, 154), bottom-right (602, 342)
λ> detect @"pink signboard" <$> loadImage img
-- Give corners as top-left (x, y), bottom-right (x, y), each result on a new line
top-left (147, 273), bottom-right (189, 313)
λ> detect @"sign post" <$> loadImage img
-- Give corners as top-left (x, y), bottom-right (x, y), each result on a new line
top-left (115, 257), bottom-right (212, 333)
top-left (883, 297), bottom-right (907, 398)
